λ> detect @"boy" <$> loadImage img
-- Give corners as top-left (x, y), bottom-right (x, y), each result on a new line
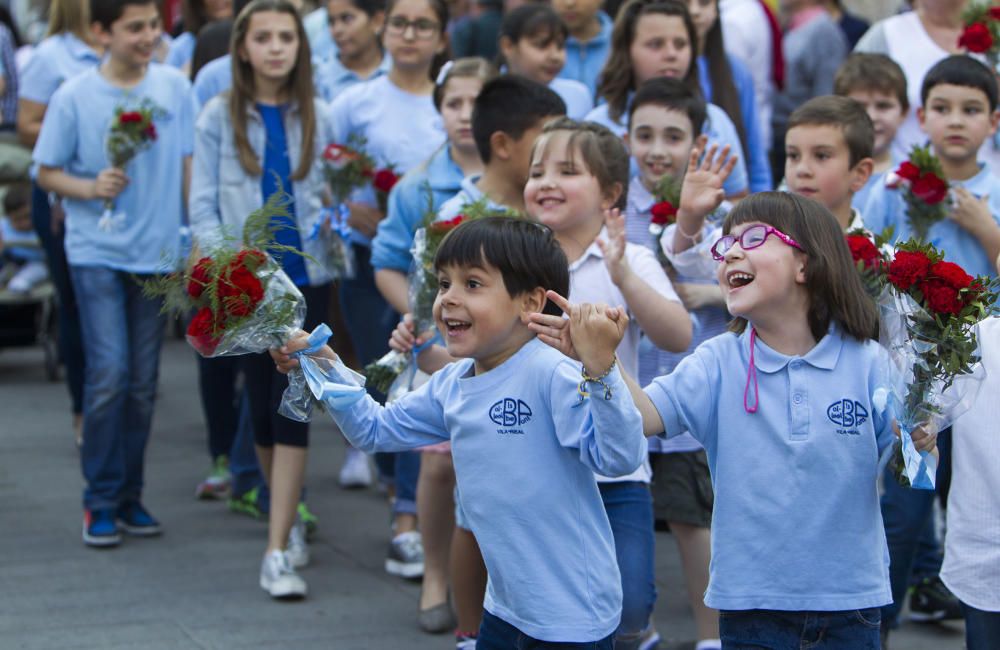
top-left (551, 0), bottom-right (612, 96)
top-left (0, 183), bottom-right (47, 293)
top-left (784, 95), bottom-right (874, 232)
top-left (863, 55), bottom-right (1000, 279)
top-left (33, 0), bottom-right (195, 547)
top-left (833, 53), bottom-right (909, 211)
top-left (274, 217), bottom-right (647, 646)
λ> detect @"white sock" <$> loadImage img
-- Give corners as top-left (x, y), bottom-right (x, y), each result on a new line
top-left (695, 640), bottom-right (722, 650)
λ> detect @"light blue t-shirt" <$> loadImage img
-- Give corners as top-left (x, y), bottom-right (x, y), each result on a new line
top-left (19, 32), bottom-right (101, 104)
top-left (550, 76), bottom-right (593, 119)
top-left (557, 11), bottom-right (613, 96)
top-left (326, 337), bottom-right (646, 641)
top-left (436, 174), bottom-right (509, 222)
top-left (644, 325), bottom-right (895, 611)
top-left (32, 65), bottom-right (196, 273)
top-left (314, 52), bottom-right (392, 103)
top-left (165, 31), bottom-right (195, 70)
top-left (585, 100), bottom-right (749, 196)
top-left (191, 54), bottom-right (231, 111)
top-left (863, 162), bottom-right (1000, 278)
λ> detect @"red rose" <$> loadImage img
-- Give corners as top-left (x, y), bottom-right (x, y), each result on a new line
top-left (187, 256), bottom-right (214, 298)
top-left (895, 161), bottom-right (921, 182)
top-left (187, 306), bottom-right (223, 355)
top-left (888, 250), bottom-right (932, 290)
top-left (959, 22), bottom-right (993, 53)
top-left (236, 249), bottom-right (267, 271)
top-left (990, 6), bottom-right (1000, 21)
top-left (929, 260), bottom-right (973, 290)
top-left (911, 172), bottom-right (948, 204)
top-left (143, 124), bottom-right (157, 140)
top-left (650, 201), bottom-right (677, 225)
top-left (218, 264), bottom-right (264, 317)
top-left (373, 168), bottom-right (399, 194)
top-left (846, 235), bottom-right (883, 270)
top-left (119, 111), bottom-right (143, 124)
top-left (430, 215), bottom-right (464, 233)
top-left (323, 144), bottom-right (359, 165)
top-left (920, 278), bottom-right (964, 315)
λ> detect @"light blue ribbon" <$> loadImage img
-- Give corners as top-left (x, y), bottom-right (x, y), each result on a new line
top-left (897, 424), bottom-right (937, 490)
top-left (278, 323), bottom-right (367, 421)
top-left (309, 204), bottom-right (353, 242)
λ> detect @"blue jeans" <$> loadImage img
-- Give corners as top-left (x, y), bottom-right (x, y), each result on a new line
top-left (880, 429), bottom-right (952, 624)
top-left (374, 450), bottom-right (420, 516)
top-left (477, 611), bottom-right (614, 649)
top-left (719, 608), bottom-right (881, 649)
top-left (963, 601), bottom-right (1000, 650)
top-left (70, 265), bottom-right (166, 510)
top-left (599, 482), bottom-right (657, 650)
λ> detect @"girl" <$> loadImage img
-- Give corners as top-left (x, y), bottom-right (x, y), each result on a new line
top-left (17, 0), bottom-right (103, 447)
top-left (532, 191), bottom-right (939, 649)
top-left (496, 4), bottom-right (592, 119)
top-left (370, 56), bottom-right (496, 636)
top-left (686, 0), bottom-right (770, 192)
top-left (314, 0), bottom-right (390, 102)
top-left (167, 0), bottom-right (233, 75)
top-left (584, 0), bottom-right (749, 200)
top-left (188, 0), bottom-right (335, 600)
top-left (524, 117), bottom-right (691, 650)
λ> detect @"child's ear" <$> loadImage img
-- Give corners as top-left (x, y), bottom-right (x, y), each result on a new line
top-left (490, 130), bottom-right (511, 162)
top-left (519, 286), bottom-right (547, 319)
top-left (916, 106), bottom-right (926, 130)
top-left (90, 21), bottom-right (110, 48)
top-left (370, 10), bottom-right (386, 34)
top-left (794, 253), bottom-right (808, 284)
top-left (499, 35), bottom-right (514, 61)
top-left (602, 182), bottom-right (624, 210)
top-left (848, 157), bottom-right (874, 193)
top-left (989, 108), bottom-right (1000, 136)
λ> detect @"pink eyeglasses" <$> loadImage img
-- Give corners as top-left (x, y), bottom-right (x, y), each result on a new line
top-left (710, 224), bottom-right (804, 261)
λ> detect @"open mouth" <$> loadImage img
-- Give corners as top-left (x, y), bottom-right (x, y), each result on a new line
top-left (646, 161), bottom-right (670, 175)
top-left (727, 271), bottom-right (755, 289)
top-left (444, 319), bottom-right (471, 334)
top-left (537, 196), bottom-right (564, 207)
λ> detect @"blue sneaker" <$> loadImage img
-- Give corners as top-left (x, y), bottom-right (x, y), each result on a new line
top-left (116, 501), bottom-right (162, 536)
top-left (83, 509), bottom-right (122, 547)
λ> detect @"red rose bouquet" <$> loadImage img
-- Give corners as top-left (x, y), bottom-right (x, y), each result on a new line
top-left (959, 2), bottom-right (1000, 69)
top-left (845, 228), bottom-right (890, 298)
top-left (876, 239), bottom-right (999, 487)
top-left (648, 175), bottom-right (681, 237)
top-left (321, 135), bottom-right (375, 204)
top-left (100, 99), bottom-right (165, 231)
top-left (886, 145), bottom-right (951, 243)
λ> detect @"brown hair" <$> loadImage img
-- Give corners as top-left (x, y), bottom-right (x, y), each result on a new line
top-left (787, 95), bottom-right (874, 169)
top-left (48, 0), bottom-right (91, 40)
top-left (834, 53), bottom-right (909, 112)
top-left (228, 0), bottom-right (315, 180)
top-left (597, 0), bottom-right (699, 124)
top-left (433, 57), bottom-right (498, 110)
top-left (532, 117), bottom-right (630, 210)
top-left (723, 192), bottom-right (879, 342)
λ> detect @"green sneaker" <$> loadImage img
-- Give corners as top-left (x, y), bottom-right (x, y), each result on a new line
top-left (228, 486), bottom-right (265, 519)
top-left (195, 455), bottom-right (231, 500)
top-left (297, 502), bottom-right (318, 540)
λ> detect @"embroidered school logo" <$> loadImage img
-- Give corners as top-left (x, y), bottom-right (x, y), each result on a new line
top-left (826, 399), bottom-right (869, 435)
top-left (489, 398), bottom-right (533, 434)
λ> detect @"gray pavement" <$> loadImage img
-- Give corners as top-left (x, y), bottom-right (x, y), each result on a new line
top-left (0, 337), bottom-right (966, 649)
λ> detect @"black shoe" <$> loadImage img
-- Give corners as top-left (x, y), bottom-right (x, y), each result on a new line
top-left (908, 576), bottom-right (963, 622)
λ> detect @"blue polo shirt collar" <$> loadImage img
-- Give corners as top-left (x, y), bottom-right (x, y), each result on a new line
top-left (748, 323), bottom-right (844, 374)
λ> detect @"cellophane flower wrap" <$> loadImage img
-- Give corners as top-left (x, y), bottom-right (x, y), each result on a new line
top-left (363, 197), bottom-right (524, 396)
top-left (317, 134), bottom-right (376, 279)
top-left (886, 145), bottom-right (952, 243)
top-left (958, 2), bottom-right (1000, 70)
top-left (874, 240), bottom-right (999, 488)
top-left (100, 98), bottom-right (165, 232)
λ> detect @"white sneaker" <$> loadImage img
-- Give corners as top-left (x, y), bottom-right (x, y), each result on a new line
top-left (259, 550), bottom-right (307, 599)
top-left (338, 447), bottom-right (372, 488)
top-left (286, 518), bottom-right (310, 569)
top-left (385, 530), bottom-right (424, 578)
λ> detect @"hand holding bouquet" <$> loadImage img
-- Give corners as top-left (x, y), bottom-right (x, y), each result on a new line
top-left (100, 99), bottom-right (165, 231)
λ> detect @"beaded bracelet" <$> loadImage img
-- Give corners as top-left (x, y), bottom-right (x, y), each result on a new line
top-left (577, 355), bottom-right (618, 403)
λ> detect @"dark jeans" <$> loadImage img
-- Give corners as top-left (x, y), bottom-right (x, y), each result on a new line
top-left (599, 482), bottom-right (657, 650)
top-left (719, 608), bottom-right (881, 649)
top-left (374, 450), bottom-right (420, 516)
top-left (31, 183), bottom-right (84, 414)
top-left (71, 265), bottom-right (165, 510)
top-left (880, 429), bottom-right (952, 624)
top-left (962, 601), bottom-right (1000, 650)
top-left (477, 611), bottom-right (614, 649)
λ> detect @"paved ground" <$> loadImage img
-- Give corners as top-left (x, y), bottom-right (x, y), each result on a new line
top-left (0, 336), bottom-right (967, 649)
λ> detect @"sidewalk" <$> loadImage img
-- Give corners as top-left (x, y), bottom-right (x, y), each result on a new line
top-left (0, 338), bottom-right (966, 649)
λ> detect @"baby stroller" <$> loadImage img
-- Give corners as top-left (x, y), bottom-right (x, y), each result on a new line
top-left (0, 241), bottom-right (59, 380)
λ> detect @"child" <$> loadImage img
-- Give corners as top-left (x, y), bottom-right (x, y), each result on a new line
top-left (274, 216), bottom-right (648, 647)
top-left (585, 0), bottom-right (749, 200)
top-left (864, 55), bottom-right (1000, 280)
top-left (32, 0), bottom-right (195, 547)
top-left (833, 53), bottom-right (909, 211)
top-left (0, 183), bottom-right (47, 293)
top-left (166, 0), bottom-right (233, 75)
top-left (524, 116), bottom-right (690, 649)
top-left (497, 4), bottom-right (592, 119)
top-left (188, 0), bottom-right (335, 599)
top-left (531, 191), bottom-right (939, 648)
top-left (552, 0), bottom-right (613, 96)
top-left (313, 0), bottom-right (391, 102)
top-left (784, 95), bottom-right (874, 232)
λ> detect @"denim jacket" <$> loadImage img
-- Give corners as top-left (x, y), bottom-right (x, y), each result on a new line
top-left (189, 94), bottom-right (333, 286)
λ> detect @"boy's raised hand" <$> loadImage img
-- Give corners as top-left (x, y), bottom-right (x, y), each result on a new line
top-left (528, 291), bottom-right (628, 373)
top-left (678, 139), bottom-right (738, 221)
top-left (596, 207), bottom-right (630, 286)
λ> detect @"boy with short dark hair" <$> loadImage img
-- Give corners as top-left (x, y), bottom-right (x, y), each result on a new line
top-left (834, 53), bottom-right (909, 209)
top-left (864, 55), bottom-right (1000, 279)
top-left (33, 0), bottom-right (195, 547)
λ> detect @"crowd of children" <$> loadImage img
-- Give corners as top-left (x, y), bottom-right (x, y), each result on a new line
top-left (6, 0), bottom-right (1000, 648)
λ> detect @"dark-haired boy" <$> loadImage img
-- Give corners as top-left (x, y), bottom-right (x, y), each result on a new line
top-left (33, 0), bottom-right (195, 547)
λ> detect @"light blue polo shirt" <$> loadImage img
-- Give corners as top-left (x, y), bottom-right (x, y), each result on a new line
top-left (557, 11), bottom-right (612, 96)
top-left (165, 31), bottom-right (195, 69)
top-left (863, 162), bottom-right (1000, 278)
top-left (19, 32), bottom-right (101, 104)
top-left (192, 54), bottom-right (231, 111)
top-left (550, 77), bottom-right (593, 119)
top-left (644, 324), bottom-right (895, 611)
top-left (32, 64), bottom-right (196, 273)
top-left (314, 53), bottom-right (392, 103)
